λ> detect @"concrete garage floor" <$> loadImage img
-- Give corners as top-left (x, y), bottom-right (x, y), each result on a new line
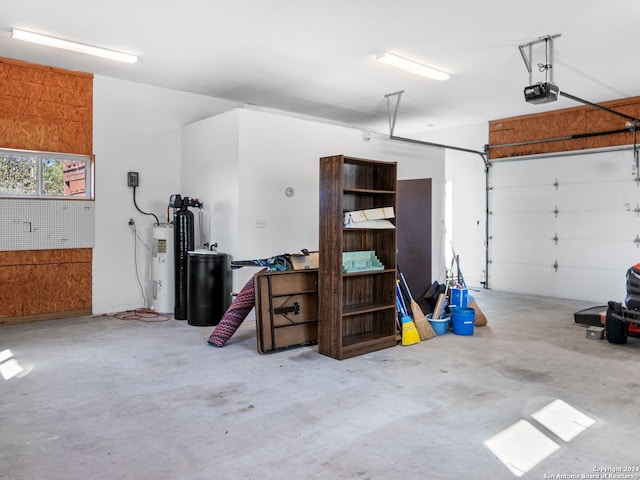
top-left (1, 289), bottom-right (639, 480)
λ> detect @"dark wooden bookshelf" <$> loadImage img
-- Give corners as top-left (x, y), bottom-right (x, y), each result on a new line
top-left (318, 155), bottom-right (397, 360)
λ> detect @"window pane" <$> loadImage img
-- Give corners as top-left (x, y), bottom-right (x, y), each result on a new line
top-left (0, 154), bottom-right (37, 195)
top-left (42, 158), bottom-right (87, 197)
top-left (0, 149), bottom-right (91, 199)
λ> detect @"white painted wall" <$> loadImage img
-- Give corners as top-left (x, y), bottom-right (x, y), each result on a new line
top-left (92, 71), bottom-right (632, 315)
top-left (92, 76), bottom-right (239, 314)
top-left (53, 71), bottom-right (640, 314)
top-left (91, 76), bottom-right (448, 314)
top-left (426, 123), bottom-right (489, 289)
top-left (182, 108), bottom-right (446, 292)
top-left (180, 109), bottom-right (240, 254)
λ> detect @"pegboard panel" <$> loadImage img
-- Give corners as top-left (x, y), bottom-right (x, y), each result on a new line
top-left (0, 199), bottom-right (95, 250)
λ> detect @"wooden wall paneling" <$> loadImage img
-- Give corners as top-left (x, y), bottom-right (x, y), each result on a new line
top-left (0, 248), bottom-right (92, 322)
top-left (0, 57), bottom-right (94, 324)
top-left (0, 248), bottom-right (92, 266)
top-left (0, 57), bottom-right (93, 155)
top-left (489, 96), bottom-right (640, 159)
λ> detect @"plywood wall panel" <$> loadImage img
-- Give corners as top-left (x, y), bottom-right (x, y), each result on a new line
top-left (0, 249), bottom-right (92, 318)
top-left (0, 95), bottom-right (91, 121)
top-left (489, 96), bottom-right (640, 159)
top-left (0, 262), bottom-right (92, 317)
top-left (0, 248), bottom-right (92, 266)
top-left (0, 57), bottom-right (92, 155)
top-left (2, 77), bottom-right (90, 106)
top-left (0, 116), bottom-right (92, 154)
top-left (0, 58), bottom-right (92, 92)
top-left (0, 57), bottom-right (94, 324)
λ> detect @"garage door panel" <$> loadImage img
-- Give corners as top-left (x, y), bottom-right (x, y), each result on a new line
top-left (491, 212), bottom-right (555, 238)
top-left (554, 211), bottom-right (638, 241)
top-left (555, 180), bottom-right (639, 213)
top-left (492, 151), bottom-right (630, 184)
top-left (490, 263), bottom-right (555, 297)
top-left (551, 267), bottom-right (625, 303)
top-left (490, 237), bottom-right (552, 265)
top-left (553, 239), bottom-right (636, 269)
top-left (491, 161), bottom-right (559, 186)
top-left (491, 185), bottom-right (557, 213)
top-left (491, 262), bottom-right (626, 302)
top-left (488, 149), bottom-right (640, 302)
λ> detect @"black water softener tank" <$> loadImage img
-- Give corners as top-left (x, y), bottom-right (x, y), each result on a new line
top-left (187, 249), bottom-right (232, 326)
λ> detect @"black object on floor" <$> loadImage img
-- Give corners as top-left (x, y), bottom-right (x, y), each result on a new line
top-left (188, 251), bottom-right (232, 326)
top-left (573, 306), bottom-right (607, 326)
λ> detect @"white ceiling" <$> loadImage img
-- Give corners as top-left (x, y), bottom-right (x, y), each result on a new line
top-left (1, 0), bottom-right (639, 139)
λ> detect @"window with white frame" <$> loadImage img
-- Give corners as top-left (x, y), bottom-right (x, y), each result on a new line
top-left (0, 148), bottom-right (93, 199)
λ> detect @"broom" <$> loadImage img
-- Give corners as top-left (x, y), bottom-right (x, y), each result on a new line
top-left (448, 242), bottom-right (488, 327)
top-left (399, 273), bottom-right (436, 340)
top-left (396, 283), bottom-right (420, 346)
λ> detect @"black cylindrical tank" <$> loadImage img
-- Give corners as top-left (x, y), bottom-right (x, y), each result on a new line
top-left (174, 207), bottom-right (194, 319)
top-left (187, 250), bottom-right (232, 326)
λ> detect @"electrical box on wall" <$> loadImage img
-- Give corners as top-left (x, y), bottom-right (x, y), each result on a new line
top-left (127, 171), bottom-right (139, 187)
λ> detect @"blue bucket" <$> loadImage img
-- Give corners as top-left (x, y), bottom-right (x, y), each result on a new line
top-left (427, 313), bottom-right (450, 335)
top-left (451, 306), bottom-right (475, 336)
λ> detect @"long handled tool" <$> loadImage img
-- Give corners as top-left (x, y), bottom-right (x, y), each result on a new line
top-left (399, 272), bottom-right (436, 340)
top-left (448, 238), bottom-right (487, 326)
top-left (432, 261), bottom-right (452, 320)
top-left (432, 291), bottom-right (448, 320)
top-left (396, 283), bottom-right (420, 346)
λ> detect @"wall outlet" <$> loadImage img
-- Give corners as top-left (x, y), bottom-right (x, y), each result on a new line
top-left (127, 171), bottom-right (139, 187)
top-left (254, 218), bottom-right (266, 229)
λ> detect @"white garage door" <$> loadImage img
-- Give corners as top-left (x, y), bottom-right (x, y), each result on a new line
top-left (489, 147), bottom-right (640, 303)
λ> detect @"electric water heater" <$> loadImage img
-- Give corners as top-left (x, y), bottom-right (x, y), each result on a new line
top-left (151, 224), bottom-right (175, 314)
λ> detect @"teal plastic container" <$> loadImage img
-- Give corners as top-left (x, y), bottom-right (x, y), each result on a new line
top-left (427, 313), bottom-right (450, 335)
top-left (451, 306), bottom-right (475, 336)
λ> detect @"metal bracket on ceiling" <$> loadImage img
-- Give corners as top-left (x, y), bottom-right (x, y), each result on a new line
top-left (518, 34), bottom-right (561, 85)
top-left (632, 123), bottom-right (640, 185)
top-left (384, 90), bottom-right (404, 137)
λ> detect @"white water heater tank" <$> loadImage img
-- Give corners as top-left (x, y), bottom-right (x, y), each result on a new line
top-left (151, 224), bottom-right (174, 314)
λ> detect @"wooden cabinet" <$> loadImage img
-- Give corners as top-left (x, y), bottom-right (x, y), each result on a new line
top-left (318, 155), bottom-right (397, 360)
top-left (254, 269), bottom-right (318, 354)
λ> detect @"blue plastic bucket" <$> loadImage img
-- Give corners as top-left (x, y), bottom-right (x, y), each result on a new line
top-left (427, 313), bottom-right (450, 335)
top-left (451, 306), bottom-right (475, 336)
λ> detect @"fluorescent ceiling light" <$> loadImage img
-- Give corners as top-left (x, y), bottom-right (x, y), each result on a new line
top-left (11, 28), bottom-right (138, 64)
top-left (377, 52), bottom-right (449, 81)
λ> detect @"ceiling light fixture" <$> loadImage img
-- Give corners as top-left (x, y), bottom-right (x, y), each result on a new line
top-left (377, 52), bottom-right (449, 81)
top-left (11, 28), bottom-right (138, 64)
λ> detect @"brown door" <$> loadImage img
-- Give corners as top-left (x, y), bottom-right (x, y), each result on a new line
top-left (397, 178), bottom-right (432, 312)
